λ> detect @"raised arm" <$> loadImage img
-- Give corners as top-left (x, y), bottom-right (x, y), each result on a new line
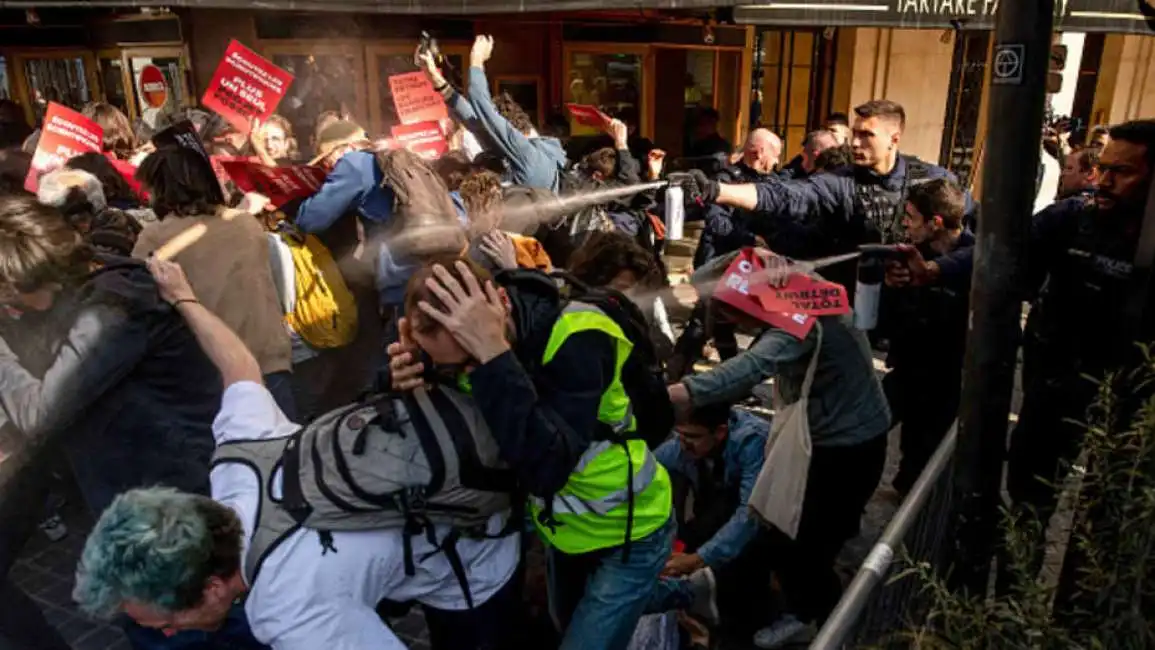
top-left (147, 257), bottom-right (262, 388)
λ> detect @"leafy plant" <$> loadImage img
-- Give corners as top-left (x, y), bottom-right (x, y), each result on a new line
top-left (890, 349), bottom-right (1155, 649)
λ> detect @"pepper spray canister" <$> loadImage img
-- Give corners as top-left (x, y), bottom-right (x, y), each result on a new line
top-left (853, 244), bottom-right (902, 331)
top-left (665, 185), bottom-right (685, 241)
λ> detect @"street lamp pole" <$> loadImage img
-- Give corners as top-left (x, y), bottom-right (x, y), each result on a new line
top-left (953, 0), bottom-right (1055, 594)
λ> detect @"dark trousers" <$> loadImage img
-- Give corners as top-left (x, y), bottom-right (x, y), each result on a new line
top-left (884, 368), bottom-right (960, 495)
top-left (668, 301), bottom-right (738, 381)
top-left (768, 434), bottom-right (887, 624)
top-left (422, 571), bottom-right (521, 650)
top-left (0, 452), bottom-right (71, 650)
top-left (669, 466), bottom-right (774, 634)
top-left (1006, 372), bottom-right (1097, 526)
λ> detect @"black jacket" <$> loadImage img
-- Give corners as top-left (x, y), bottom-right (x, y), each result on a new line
top-left (0, 257), bottom-right (219, 513)
top-left (468, 276), bottom-right (618, 497)
top-left (883, 231), bottom-right (976, 381)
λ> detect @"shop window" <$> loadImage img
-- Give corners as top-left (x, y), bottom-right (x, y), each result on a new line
top-left (939, 32), bottom-right (992, 189)
top-left (0, 57), bottom-right (10, 101)
top-left (98, 55), bottom-right (130, 117)
top-left (759, 31), bottom-right (824, 153)
top-left (267, 50), bottom-right (366, 151)
top-left (565, 48), bottom-right (644, 138)
top-left (366, 45), bottom-right (466, 135)
top-left (23, 56), bottom-right (92, 120)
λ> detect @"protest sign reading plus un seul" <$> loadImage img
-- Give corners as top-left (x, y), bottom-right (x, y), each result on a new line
top-left (202, 40), bottom-right (295, 134)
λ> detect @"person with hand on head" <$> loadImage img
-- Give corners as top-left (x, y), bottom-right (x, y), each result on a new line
top-left (419, 35), bottom-right (567, 193)
top-left (74, 257), bottom-right (520, 650)
top-left (388, 256), bottom-right (675, 650)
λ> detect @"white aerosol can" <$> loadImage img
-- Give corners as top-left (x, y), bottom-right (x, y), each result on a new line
top-left (665, 185), bottom-right (685, 241)
top-left (854, 254), bottom-right (884, 331)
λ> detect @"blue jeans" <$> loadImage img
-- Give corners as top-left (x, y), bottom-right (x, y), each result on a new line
top-left (121, 603), bottom-right (268, 650)
top-left (547, 518), bottom-right (674, 650)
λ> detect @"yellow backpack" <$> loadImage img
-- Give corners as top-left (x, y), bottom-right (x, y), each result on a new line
top-left (277, 225), bottom-right (358, 349)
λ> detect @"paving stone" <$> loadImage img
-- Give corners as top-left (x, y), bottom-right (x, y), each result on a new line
top-left (72, 626), bottom-right (129, 650)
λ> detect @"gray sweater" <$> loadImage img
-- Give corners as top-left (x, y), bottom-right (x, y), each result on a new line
top-left (684, 258), bottom-right (891, 447)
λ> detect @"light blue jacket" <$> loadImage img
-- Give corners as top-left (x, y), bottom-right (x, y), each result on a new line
top-left (654, 409), bottom-right (767, 568)
top-left (443, 67), bottom-right (567, 192)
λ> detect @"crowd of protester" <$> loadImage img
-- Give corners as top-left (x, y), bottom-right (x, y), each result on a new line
top-left (0, 30), bottom-right (1151, 650)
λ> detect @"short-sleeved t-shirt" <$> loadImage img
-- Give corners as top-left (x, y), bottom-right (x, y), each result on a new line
top-left (211, 382), bottom-right (520, 650)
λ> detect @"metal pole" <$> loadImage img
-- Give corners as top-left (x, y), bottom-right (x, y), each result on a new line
top-left (952, 0), bottom-right (1055, 594)
top-left (810, 422), bottom-right (960, 649)
top-left (750, 30), bottom-right (765, 130)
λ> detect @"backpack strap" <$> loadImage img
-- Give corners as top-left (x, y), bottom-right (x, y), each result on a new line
top-left (212, 438), bottom-right (303, 586)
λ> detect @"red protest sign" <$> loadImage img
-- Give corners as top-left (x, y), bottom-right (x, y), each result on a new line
top-left (202, 40), bottom-right (294, 134)
top-left (565, 103), bottom-right (612, 129)
top-left (712, 249), bottom-right (816, 340)
top-left (390, 121), bottom-right (448, 160)
top-left (388, 71), bottom-right (449, 125)
top-left (24, 103), bottom-right (104, 194)
top-left (139, 64), bottom-right (168, 110)
top-left (749, 274), bottom-right (850, 317)
top-left (220, 160), bottom-right (326, 208)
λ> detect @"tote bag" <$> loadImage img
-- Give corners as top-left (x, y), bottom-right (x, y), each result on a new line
top-left (748, 322), bottom-right (823, 539)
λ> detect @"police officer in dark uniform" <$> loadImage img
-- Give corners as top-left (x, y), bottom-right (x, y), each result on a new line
top-left (1008, 119), bottom-right (1155, 528)
top-left (672, 100), bottom-right (977, 297)
top-left (669, 129), bottom-right (782, 379)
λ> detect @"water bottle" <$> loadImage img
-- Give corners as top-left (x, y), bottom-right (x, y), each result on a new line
top-left (665, 185), bottom-right (684, 241)
top-left (854, 255), bottom-right (884, 331)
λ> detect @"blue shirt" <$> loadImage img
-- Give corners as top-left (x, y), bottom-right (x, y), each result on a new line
top-left (295, 151), bottom-right (395, 234)
top-left (655, 409), bottom-right (768, 568)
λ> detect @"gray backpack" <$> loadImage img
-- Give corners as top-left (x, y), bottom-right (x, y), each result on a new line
top-left (212, 385), bottom-right (516, 604)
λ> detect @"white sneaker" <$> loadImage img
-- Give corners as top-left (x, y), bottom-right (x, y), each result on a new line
top-left (753, 615), bottom-right (815, 649)
top-left (686, 567), bottom-right (719, 626)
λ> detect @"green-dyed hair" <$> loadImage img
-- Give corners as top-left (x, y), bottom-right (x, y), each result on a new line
top-left (73, 488), bottom-right (243, 618)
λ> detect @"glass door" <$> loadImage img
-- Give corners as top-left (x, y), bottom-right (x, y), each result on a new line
top-left (0, 56), bottom-right (11, 101)
top-left (124, 47), bottom-right (190, 128)
top-left (563, 44), bottom-right (650, 143)
top-left (97, 50), bottom-right (131, 117)
top-left (13, 50), bottom-right (98, 123)
top-left (365, 43), bottom-right (467, 135)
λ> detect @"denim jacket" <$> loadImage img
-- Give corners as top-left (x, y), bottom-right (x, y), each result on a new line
top-left (682, 306), bottom-right (890, 447)
top-left (654, 409), bottom-right (767, 568)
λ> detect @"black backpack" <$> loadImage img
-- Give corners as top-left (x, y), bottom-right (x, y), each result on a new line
top-left (496, 268), bottom-right (674, 450)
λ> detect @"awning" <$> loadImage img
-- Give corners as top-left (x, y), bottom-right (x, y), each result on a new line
top-left (0, 0), bottom-right (740, 13)
top-left (734, 0), bottom-right (1155, 35)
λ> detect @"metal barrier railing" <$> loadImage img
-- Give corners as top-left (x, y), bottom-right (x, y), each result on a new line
top-left (810, 420), bottom-right (961, 649)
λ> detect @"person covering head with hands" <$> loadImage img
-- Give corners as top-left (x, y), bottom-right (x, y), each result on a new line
top-left (76, 256), bottom-right (521, 650)
top-left (389, 257), bottom-right (675, 650)
top-left (420, 35), bottom-right (567, 192)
